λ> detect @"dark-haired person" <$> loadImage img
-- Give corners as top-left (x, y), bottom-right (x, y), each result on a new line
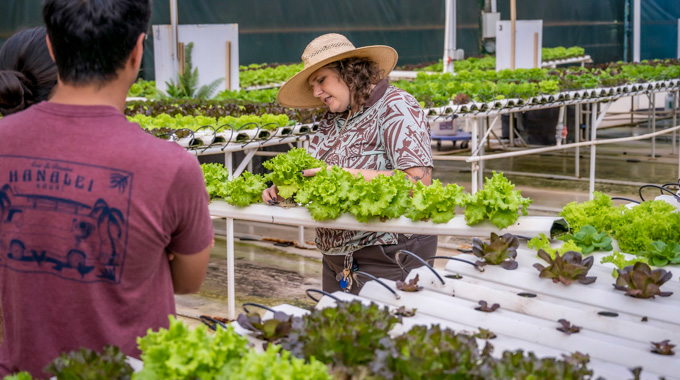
top-left (0, 27), bottom-right (57, 116)
top-left (262, 33), bottom-right (437, 294)
top-left (0, 0), bottom-right (214, 376)
top-left (0, 25), bottom-right (58, 355)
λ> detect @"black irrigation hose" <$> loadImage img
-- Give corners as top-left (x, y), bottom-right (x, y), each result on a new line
top-left (353, 271), bottom-right (401, 300)
top-left (638, 184), bottom-right (680, 203)
top-left (242, 302), bottom-right (276, 314)
top-left (305, 288), bottom-right (343, 304)
top-left (199, 315), bottom-right (228, 331)
top-left (426, 256), bottom-right (485, 272)
top-left (394, 250), bottom-right (445, 285)
top-left (611, 197), bottom-right (641, 204)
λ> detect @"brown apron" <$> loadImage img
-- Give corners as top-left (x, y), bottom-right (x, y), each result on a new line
top-left (321, 234), bottom-right (438, 294)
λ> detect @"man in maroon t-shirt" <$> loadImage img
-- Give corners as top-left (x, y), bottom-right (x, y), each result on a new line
top-left (0, 0), bottom-right (214, 376)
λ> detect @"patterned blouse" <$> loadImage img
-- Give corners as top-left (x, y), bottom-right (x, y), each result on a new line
top-left (308, 78), bottom-right (433, 255)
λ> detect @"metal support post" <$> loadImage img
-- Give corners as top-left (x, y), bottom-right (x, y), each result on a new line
top-left (575, 105), bottom-right (580, 178)
top-left (673, 90), bottom-right (677, 154)
top-left (588, 102), bottom-right (612, 199)
top-left (443, 0), bottom-right (457, 73)
top-left (651, 92), bottom-right (657, 159)
top-left (233, 148), bottom-right (257, 178)
top-left (226, 218), bottom-right (235, 319)
top-left (470, 118), bottom-right (479, 193)
top-left (226, 152), bottom-right (234, 180)
top-left (478, 118), bottom-right (486, 188)
top-left (509, 112), bottom-right (515, 146)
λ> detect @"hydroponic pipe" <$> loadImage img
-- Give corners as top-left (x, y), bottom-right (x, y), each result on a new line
top-left (610, 197), bottom-right (640, 204)
top-left (427, 255), bottom-right (485, 272)
top-left (199, 315), bottom-right (228, 331)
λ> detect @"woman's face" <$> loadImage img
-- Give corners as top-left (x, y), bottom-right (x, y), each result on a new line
top-left (308, 66), bottom-right (351, 113)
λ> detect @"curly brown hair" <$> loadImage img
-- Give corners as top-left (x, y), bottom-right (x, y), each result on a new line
top-left (326, 57), bottom-right (384, 111)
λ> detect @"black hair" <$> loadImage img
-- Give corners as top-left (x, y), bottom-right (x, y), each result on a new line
top-left (42, 0), bottom-right (152, 86)
top-left (0, 27), bottom-right (57, 116)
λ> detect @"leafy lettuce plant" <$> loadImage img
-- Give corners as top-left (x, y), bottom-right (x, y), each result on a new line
top-left (294, 166), bottom-right (360, 221)
top-left (559, 191), bottom-right (623, 235)
top-left (528, 233), bottom-right (582, 260)
top-left (533, 250), bottom-right (597, 285)
top-left (223, 172), bottom-right (267, 207)
top-left (600, 251), bottom-right (648, 278)
top-left (475, 350), bottom-right (593, 380)
top-left (465, 171), bottom-right (532, 229)
top-left (347, 172), bottom-right (413, 223)
top-left (472, 232), bottom-right (519, 270)
top-left (639, 240), bottom-right (680, 267)
top-left (44, 345), bottom-right (132, 380)
top-left (613, 262), bottom-right (674, 299)
top-left (236, 311), bottom-right (293, 343)
top-left (263, 148), bottom-right (325, 199)
top-left (559, 225), bottom-right (613, 254)
top-left (201, 163), bottom-right (228, 201)
top-left (136, 316), bottom-right (248, 380)
top-left (2, 373), bottom-right (32, 380)
top-left (281, 301), bottom-right (398, 378)
top-left (229, 345), bottom-right (331, 380)
top-left (405, 180), bottom-right (468, 223)
top-left (371, 325), bottom-right (483, 379)
top-left (614, 200), bottom-right (680, 255)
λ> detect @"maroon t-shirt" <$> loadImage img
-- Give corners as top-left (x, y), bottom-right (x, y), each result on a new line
top-left (0, 102), bottom-right (214, 377)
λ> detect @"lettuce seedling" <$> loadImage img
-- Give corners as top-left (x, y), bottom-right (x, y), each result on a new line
top-left (465, 171), bottom-right (532, 229)
top-left (651, 340), bottom-right (675, 356)
top-left (396, 274), bottom-right (423, 292)
top-left (639, 240), bottom-right (680, 267)
top-left (472, 232), bottom-right (519, 270)
top-left (556, 319), bottom-right (581, 335)
top-left (475, 300), bottom-right (500, 312)
top-left (263, 148), bottom-right (325, 199)
top-left (44, 345), bottom-right (133, 380)
top-left (236, 311), bottom-right (293, 343)
top-left (223, 171), bottom-right (267, 207)
top-left (394, 306), bottom-right (417, 317)
top-left (613, 262), bottom-right (674, 299)
top-left (600, 251), bottom-right (649, 278)
top-left (533, 250), bottom-right (597, 285)
top-left (473, 328), bottom-right (497, 340)
top-left (560, 225), bottom-right (613, 254)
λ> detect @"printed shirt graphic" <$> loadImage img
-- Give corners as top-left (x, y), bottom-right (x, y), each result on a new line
top-left (308, 80), bottom-right (433, 255)
top-left (0, 157), bottom-right (131, 283)
top-left (0, 102), bottom-right (214, 377)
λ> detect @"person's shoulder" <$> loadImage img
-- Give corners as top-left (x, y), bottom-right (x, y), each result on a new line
top-left (383, 86), bottom-right (420, 106)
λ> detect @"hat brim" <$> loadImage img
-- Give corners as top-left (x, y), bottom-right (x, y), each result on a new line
top-left (277, 45), bottom-right (398, 109)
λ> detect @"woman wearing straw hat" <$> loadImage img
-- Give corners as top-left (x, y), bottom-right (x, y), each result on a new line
top-left (263, 33), bottom-right (437, 294)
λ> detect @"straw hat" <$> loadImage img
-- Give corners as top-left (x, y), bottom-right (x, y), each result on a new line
top-left (277, 33), bottom-right (398, 108)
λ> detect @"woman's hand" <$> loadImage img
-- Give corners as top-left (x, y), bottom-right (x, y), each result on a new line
top-left (300, 166), bottom-right (331, 177)
top-left (262, 185), bottom-right (284, 205)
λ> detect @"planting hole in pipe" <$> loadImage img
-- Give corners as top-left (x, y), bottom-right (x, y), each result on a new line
top-left (598, 311), bottom-right (619, 317)
top-left (517, 292), bottom-right (537, 298)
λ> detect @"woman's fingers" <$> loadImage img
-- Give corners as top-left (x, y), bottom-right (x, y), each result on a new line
top-left (262, 185), bottom-right (282, 205)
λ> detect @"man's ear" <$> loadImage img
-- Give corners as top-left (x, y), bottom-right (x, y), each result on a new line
top-left (45, 34), bottom-right (56, 62)
top-left (129, 33), bottom-right (146, 69)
